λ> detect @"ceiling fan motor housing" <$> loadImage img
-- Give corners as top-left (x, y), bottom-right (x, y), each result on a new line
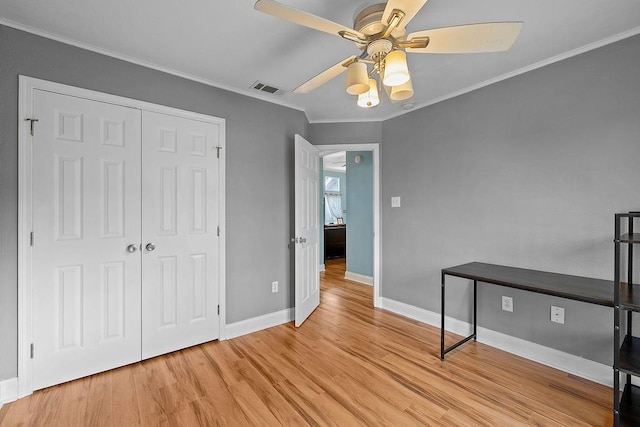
top-left (367, 39), bottom-right (393, 62)
top-left (353, 3), bottom-right (386, 35)
top-left (353, 2), bottom-right (406, 40)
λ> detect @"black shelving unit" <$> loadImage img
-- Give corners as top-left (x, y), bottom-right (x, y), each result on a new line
top-left (614, 212), bottom-right (640, 426)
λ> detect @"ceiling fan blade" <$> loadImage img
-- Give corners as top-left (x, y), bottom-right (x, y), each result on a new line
top-left (382, 0), bottom-right (428, 31)
top-left (293, 56), bottom-right (357, 94)
top-left (255, 0), bottom-right (366, 42)
top-left (406, 22), bottom-right (523, 53)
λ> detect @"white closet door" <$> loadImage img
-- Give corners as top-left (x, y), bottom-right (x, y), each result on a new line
top-left (31, 90), bottom-right (142, 390)
top-left (141, 111), bottom-right (220, 359)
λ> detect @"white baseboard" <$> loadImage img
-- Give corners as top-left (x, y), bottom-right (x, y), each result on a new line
top-left (0, 377), bottom-right (18, 408)
top-left (379, 297), bottom-right (613, 387)
top-left (319, 264), bottom-right (326, 272)
top-left (345, 271), bottom-right (373, 286)
top-left (224, 308), bottom-right (294, 340)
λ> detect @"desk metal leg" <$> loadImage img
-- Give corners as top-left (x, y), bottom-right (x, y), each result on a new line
top-left (441, 273), bottom-right (478, 360)
top-left (441, 271), bottom-right (445, 360)
top-left (474, 280), bottom-right (477, 340)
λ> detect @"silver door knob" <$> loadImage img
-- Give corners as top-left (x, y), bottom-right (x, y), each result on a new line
top-left (126, 244), bottom-right (138, 253)
top-left (145, 243), bottom-right (156, 252)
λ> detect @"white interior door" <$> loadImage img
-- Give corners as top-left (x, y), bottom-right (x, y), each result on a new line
top-left (31, 90), bottom-right (142, 390)
top-left (294, 134), bottom-right (320, 327)
top-left (141, 111), bottom-right (221, 359)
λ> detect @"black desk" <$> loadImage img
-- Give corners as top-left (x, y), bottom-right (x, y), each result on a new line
top-left (325, 225), bottom-right (346, 259)
top-left (440, 262), bottom-right (617, 360)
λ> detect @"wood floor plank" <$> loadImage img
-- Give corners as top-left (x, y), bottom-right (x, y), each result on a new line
top-left (331, 372), bottom-right (426, 425)
top-left (0, 257), bottom-right (614, 426)
top-left (443, 346), bottom-right (611, 425)
top-left (305, 391), bottom-right (367, 427)
top-left (170, 391), bottom-right (250, 426)
top-left (84, 372), bottom-right (112, 426)
top-left (404, 402), bottom-right (449, 426)
top-left (231, 358), bottom-right (309, 425)
top-left (199, 340), bottom-right (248, 388)
top-left (110, 364), bottom-right (142, 426)
top-left (133, 358), bottom-right (176, 424)
top-left (226, 380), bottom-right (282, 426)
top-left (237, 334), bottom-right (326, 398)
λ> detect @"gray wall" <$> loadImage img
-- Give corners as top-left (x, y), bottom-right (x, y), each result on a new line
top-left (381, 34), bottom-right (640, 365)
top-left (308, 121), bottom-right (381, 145)
top-left (0, 25), bottom-right (307, 380)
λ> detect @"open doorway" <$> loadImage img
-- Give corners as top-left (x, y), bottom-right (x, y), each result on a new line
top-left (321, 151), bottom-right (347, 263)
top-left (317, 144), bottom-right (380, 307)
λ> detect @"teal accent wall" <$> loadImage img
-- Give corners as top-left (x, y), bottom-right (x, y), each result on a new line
top-left (346, 152), bottom-right (373, 277)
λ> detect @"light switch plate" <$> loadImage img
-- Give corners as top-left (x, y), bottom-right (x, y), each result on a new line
top-left (391, 196), bottom-right (401, 208)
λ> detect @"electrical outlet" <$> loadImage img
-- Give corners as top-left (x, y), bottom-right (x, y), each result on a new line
top-left (502, 296), bottom-right (513, 312)
top-left (271, 281), bottom-right (278, 293)
top-left (551, 306), bottom-right (565, 324)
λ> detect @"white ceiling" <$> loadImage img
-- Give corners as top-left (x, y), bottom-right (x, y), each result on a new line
top-left (2, 0), bottom-right (639, 123)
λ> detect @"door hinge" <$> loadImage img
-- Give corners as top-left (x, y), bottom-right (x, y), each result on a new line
top-left (30, 231), bottom-right (34, 247)
top-left (216, 146), bottom-right (222, 159)
top-left (217, 305), bottom-right (220, 315)
top-left (30, 343), bottom-right (34, 359)
top-left (25, 118), bottom-right (39, 136)
top-left (217, 225), bottom-right (220, 237)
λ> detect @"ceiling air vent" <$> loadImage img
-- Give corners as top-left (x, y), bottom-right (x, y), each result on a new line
top-left (251, 81), bottom-right (286, 96)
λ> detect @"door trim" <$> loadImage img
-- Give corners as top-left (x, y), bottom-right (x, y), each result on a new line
top-left (17, 75), bottom-right (226, 397)
top-left (315, 143), bottom-right (381, 308)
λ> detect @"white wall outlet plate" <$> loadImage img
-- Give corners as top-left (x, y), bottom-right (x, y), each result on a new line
top-left (501, 296), bottom-right (513, 312)
top-left (551, 305), bottom-right (565, 324)
top-left (272, 281), bottom-right (278, 293)
top-left (391, 196), bottom-right (401, 208)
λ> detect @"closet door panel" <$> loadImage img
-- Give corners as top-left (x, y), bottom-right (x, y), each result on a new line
top-left (31, 90), bottom-right (142, 390)
top-left (141, 111), bottom-right (220, 359)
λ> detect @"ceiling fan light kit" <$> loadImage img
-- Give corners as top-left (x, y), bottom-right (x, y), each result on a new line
top-left (382, 49), bottom-right (410, 87)
top-left (357, 78), bottom-right (380, 108)
top-left (390, 78), bottom-right (414, 102)
top-left (346, 62), bottom-right (370, 95)
top-left (254, 0), bottom-right (523, 110)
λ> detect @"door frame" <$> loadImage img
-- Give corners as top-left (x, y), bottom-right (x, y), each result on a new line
top-left (315, 143), bottom-right (381, 307)
top-left (17, 76), bottom-right (226, 397)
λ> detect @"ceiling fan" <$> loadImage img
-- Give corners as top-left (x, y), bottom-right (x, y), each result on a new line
top-left (254, 0), bottom-right (523, 108)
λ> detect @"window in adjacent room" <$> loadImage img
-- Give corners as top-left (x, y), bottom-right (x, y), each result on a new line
top-left (324, 176), bottom-right (342, 225)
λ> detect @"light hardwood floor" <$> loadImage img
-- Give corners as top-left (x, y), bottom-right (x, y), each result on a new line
top-left (0, 257), bottom-right (612, 426)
